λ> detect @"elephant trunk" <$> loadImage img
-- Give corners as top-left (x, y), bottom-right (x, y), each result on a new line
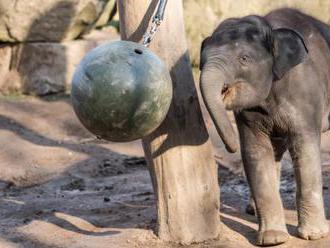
top-left (200, 65), bottom-right (238, 153)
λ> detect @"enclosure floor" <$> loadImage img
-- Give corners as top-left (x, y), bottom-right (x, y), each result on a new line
top-left (0, 95), bottom-right (329, 248)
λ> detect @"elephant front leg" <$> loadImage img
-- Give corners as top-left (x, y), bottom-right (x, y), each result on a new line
top-left (246, 137), bottom-right (286, 216)
top-left (289, 134), bottom-right (329, 240)
top-left (245, 160), bottom-right (281, 216)
top-left (238, 124), bottom-right (289, 246)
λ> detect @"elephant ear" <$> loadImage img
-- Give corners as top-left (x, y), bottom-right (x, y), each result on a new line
top-left (272, 28), bottom-right (308, 80)
top-left (199, 36), bottom-right (211, 70)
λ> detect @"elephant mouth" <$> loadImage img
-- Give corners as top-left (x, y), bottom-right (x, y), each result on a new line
top-left (221, 82), bottom-right (243, 109)
top-left (221, 83), bottom-right (236, 104)
top-left (221, 83), bottom-right (230, 96)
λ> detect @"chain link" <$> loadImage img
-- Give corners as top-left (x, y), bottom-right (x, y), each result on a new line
top-left (142, 0), bottom-right (168, 47)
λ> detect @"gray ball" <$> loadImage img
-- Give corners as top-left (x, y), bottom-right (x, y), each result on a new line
top-left (71, 40), bottom-right (172, 142)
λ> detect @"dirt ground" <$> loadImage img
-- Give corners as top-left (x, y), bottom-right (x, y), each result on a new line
top-left (0, 95), bottom-right (329, 248)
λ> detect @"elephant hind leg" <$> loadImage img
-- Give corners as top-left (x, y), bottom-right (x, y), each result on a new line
top-left (289, 133), bottom-right (329, 240)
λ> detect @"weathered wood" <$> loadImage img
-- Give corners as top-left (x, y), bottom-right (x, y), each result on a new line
top-left (118, 0), bottom-right (221, 244)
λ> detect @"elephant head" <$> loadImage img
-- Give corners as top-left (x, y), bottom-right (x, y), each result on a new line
top-left (199, 16), bottom-right (308, 153)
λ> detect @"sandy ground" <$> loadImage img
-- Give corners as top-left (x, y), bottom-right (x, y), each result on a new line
top-left (0, 95), bottom-right (329, 248)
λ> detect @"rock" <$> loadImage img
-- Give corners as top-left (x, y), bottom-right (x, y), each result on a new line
top-left (183, 0), bottom-right (330, 68)
top-left (60, 178), bottom-right (86, 191)
top-left (27, 39), bottom-right (103, 95)
top-left (16, 42), bottom-right (68, 95)
top-left (0, 45), bottom-right (11, 77)
top-left (0, 46), bottom-right (11, 87)
top-left (0, 45), bottom-right (22, 94)
top-left (0, 38), bottom-right (107, 95)
top-left (94, 0), bottom-right (117, 28)
top-left (0, 0), bottom-right (109, 42)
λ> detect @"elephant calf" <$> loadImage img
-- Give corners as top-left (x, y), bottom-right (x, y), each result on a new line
top-left (200, 8), bottom-right (329, 246)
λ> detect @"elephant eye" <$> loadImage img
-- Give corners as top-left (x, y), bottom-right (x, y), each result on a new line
top-left (238, 55), bottom-right (252, 65)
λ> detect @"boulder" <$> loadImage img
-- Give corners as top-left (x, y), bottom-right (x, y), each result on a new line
top-left (0, 45), bottom-right (20, 94)
top-left (19, 40), bottom-right (98, 95)
top-left (94, 0), bottom-right (117, 28)
top-left (0, 28), bottom-right (119, 96)
top-left (0, 0), bottom-right (110, 42)
top-left (0, 45), bottom-right (10, 80)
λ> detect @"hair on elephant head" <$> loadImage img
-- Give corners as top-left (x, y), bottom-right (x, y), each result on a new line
top-left (199, 15), bottom-right (308, 153)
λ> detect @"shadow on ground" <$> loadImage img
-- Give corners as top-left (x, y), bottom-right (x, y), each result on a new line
top-left (0, 95), bottom-right (330, 247)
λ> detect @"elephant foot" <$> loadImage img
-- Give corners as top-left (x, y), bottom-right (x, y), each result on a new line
top-left (298, 221), bottom-right (329, 240)
top-left (257, 230), bottom-right (289, 246)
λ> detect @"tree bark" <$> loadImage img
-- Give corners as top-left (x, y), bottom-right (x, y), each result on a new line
top-left (118, 0), bottom-right (221, 244)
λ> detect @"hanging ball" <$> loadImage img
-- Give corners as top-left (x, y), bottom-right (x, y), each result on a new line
top-left (71, 40), bottom-right (172, 142)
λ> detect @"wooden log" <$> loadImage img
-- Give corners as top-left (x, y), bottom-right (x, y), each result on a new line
top-left (118, 0), bottom-right (221, 244)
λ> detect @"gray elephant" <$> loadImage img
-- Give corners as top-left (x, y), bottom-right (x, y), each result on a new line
top-left (199, 8), bottom-right (329, 246)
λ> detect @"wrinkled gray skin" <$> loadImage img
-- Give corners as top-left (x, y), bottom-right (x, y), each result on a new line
top-left (200, 8), bottom-right (330, 246)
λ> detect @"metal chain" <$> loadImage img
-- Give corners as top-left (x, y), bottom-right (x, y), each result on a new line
top-left (142, 0), bottom-right (168, 47)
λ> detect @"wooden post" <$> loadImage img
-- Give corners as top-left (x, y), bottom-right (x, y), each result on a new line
top-left (118, 0), bottom-right (221, 244)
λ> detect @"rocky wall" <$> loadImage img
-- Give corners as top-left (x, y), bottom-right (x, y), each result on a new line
top-left (0, 0), bottom-right (118, 95)
top-left (1, 0), bottom-right (330, 95)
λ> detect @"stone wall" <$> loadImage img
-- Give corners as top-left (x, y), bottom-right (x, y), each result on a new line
top-left (0, 0), bottom-right (111, 42)
top-left (1, 1), bottom-right (330, 95)
top-left (0, 0), bottom-right (118, 95)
